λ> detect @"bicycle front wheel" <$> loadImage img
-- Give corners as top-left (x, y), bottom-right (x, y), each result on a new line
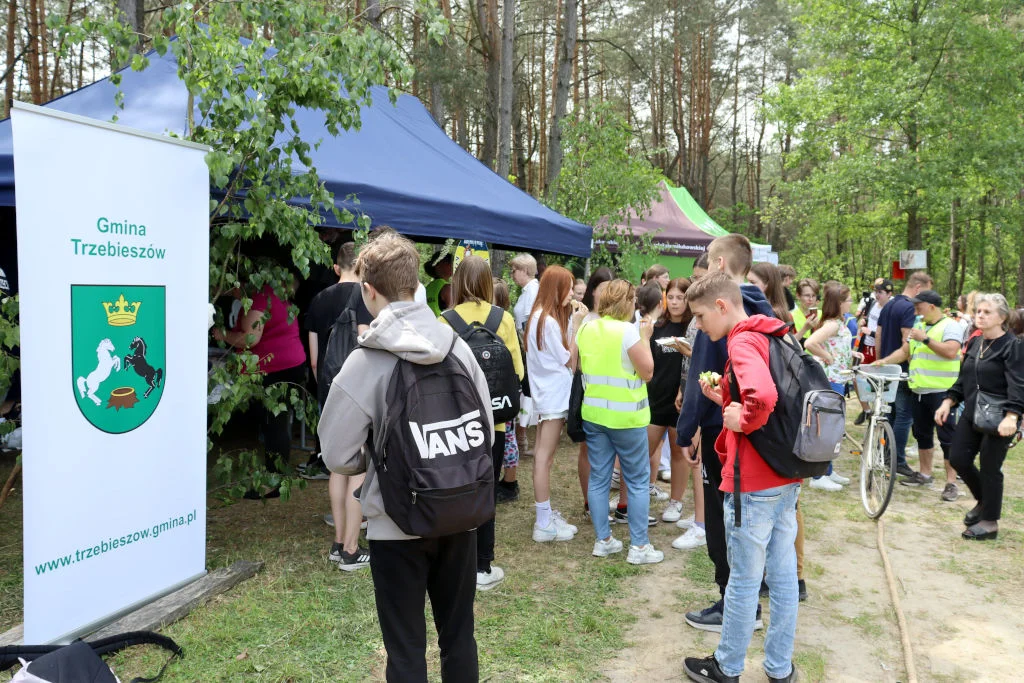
top-left (860, 419), bottom-right (897, 518)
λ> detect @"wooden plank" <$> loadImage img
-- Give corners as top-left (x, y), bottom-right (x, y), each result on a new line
top-left (0, 560), bottom-right (263, 646)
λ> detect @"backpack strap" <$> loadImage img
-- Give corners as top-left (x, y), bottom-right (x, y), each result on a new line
top-left (0, 631), bottom-right (182, 680)
top-left (727, 366), bottom-right (744, 528)
top-left (441, 309), bottom-right (473, 338)
top-left (482, 305), bottom-right (504, 335)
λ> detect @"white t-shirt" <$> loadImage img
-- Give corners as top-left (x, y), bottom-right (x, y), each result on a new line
top-left (864, 299), bottom-right (884, 347)
top-left (414, 282), bottom-right (427, 306)
top-left (526, 311), bottom-right (572, 414)
top-left (513, 278), bottom-right (539, 332)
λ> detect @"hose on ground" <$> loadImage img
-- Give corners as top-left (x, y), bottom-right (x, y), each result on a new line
top-left (876, 518), bottom-right (918, 683)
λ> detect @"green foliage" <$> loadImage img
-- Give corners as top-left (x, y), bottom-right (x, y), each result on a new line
top-left (553, 102), bottom-right (663, 272)
top-left (0, 296), bottom-right (17, 439)
top-left (766, 0), bottom-right (1024, 298)
top-left (50, 0), bottom-right (441, 497)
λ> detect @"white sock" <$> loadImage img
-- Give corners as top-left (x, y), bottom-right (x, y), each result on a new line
top-left (535, 500), bottom-right (552, 528)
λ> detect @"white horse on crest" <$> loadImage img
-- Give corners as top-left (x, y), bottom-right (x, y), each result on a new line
top-left (77, 338), bottom-right (120, 406)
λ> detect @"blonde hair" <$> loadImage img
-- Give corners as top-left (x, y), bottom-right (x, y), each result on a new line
top-left (907, 271), bottom-right (934, 289)
top-left (597, 279), bottom-right (636, 321)
top-left (355, 232), bottom-right (420, 301)
top-left (450, 255), bottom-right (493, 306)
top-left (510, 253), bottom-right (538, 278)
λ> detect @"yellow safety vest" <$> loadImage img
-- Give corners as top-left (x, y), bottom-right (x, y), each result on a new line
top-left (577, 317), bottom-right (650, 429)
top-left (908, 317), bottom-right (960, 392)
top-left (426, 278), bottom-right (448, 316)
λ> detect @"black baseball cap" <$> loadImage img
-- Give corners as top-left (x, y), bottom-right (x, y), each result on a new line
top-left (873, 278), bottom-right (894, 293)
top-left (910, 290), bottom-right (942, 307)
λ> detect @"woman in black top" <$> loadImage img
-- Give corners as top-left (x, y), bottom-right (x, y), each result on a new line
top-left (646, 278), bottom-right (706, 542)
top-left (935, 293), bottom-right (1024, 540)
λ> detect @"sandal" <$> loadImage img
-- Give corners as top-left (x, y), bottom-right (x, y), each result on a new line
top-left (961, 524), bottom-right (997, 541)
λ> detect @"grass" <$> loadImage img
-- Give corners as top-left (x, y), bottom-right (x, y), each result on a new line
top-left (0, 434), bottom-right (653, 682)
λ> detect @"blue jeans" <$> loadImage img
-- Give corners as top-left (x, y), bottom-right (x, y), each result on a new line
top-left (890, 381), bottom-right (913, 468)
top-left (716, 483), bottom-right (800, 679)
top-left (583, 421), bottom-right (650, 547)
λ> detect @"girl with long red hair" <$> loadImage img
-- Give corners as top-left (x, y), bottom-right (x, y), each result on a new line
top-left (525, 265), bottom-right (589, 542)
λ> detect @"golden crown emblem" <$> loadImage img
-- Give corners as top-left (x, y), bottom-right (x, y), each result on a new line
top-left (102, 294), bottom-right (141, 326)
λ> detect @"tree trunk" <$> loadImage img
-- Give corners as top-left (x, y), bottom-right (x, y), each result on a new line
top-left (538, 12), bottom-right (548, 195)
top-left (116, 0), bottom-right (144, 54)
top-left (545, 0), bottom-right (576, 201)
top-left (4, 0), bottom-right (17, 116)
top-left (513, 84), bottom-right (529, 191)
top-left (730, 15), bottom-right (742, 224)
top-left (946, 199), bottom-right (960, 301)
top-left (496, 0), bottom-right (516, 179)
top-left (474, 0), bottom-right (500, 169)
top-left (366, 0), bottom-right (382, 30)
top-left (580, 0), bottom-right (589, 108)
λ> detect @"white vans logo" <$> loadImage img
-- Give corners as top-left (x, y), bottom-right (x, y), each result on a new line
top-left (409, 410), bottom-right (486, 459)
top-left (491, 395), bottom-right (512, 411)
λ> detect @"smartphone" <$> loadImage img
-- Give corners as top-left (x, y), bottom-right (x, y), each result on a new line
top-left (809, 307), bottom-right (819, 316)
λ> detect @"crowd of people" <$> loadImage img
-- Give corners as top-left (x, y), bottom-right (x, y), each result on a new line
top-left (206, 227), bottom-right (1023, 683)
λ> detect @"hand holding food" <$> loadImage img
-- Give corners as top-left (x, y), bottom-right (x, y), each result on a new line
top-left (699, 371), bottom-right (722, 388)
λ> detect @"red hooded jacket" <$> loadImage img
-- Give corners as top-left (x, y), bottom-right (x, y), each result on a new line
top-left (716, 314), bottom-right (803, 494)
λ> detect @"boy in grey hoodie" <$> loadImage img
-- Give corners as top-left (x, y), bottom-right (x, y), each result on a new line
top-left (320, 232), bottom-right (492, 683)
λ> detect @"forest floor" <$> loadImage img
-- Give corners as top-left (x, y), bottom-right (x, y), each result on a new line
top-left (2, 402), bottom-right (1023, 681)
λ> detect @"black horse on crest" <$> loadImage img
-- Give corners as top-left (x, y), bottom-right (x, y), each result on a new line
top-left (124, 336), bottom-right (164, 398)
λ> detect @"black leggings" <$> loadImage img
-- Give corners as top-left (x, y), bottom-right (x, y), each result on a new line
top-left (949, 416), bottom-right (1013, 521)
top-left (259, 364), bottom-right (306, 471)
top-left (476, 433), bottom-right (504, 572)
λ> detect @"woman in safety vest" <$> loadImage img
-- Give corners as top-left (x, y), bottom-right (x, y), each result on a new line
top-left (576, 279), bottom-right (665, 566)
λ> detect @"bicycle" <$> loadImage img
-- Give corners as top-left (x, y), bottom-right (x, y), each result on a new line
top-left (838, 366), bottom-right (908, 519)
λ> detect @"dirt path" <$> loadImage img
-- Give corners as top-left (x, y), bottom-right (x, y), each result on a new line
top-left (601, 454), bottom-right (1024, 683)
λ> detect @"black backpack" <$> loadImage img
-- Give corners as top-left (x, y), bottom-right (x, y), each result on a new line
top-left (441, 306), bottom-right (520, 423)
top-left (317, 285), bottom-right (363, 407)
top-left (727, 328), bottom-right (844, 479)
top-left (726, 327), bottom-right (845, 525)
top-left (367, 337), bottom-right (495, 538)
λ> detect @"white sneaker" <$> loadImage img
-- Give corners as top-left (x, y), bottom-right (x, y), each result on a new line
top-left (662, 499), bottom-right (684, 523)
top-left (533, 519), bottom-right (574, 542)
top-left (610, 469), bottom-right (621, 490)
top-left (476, 566), bottom-right (505, 591)
top-left (658, 469), bottom-right (672, 483)
top-left (672, 525), bottom-right (707, 550)
top-left (649, 484), bottom-right (670, 502)
top-left (592, 536), bottom-right (624, 557)
top-left (810, 476), bottom-right (843, 492)
top-left (676, 514), bottom-right (695, 529)
top-left (829, 471), bottom-right (851, 486)
top-left (627, 543), bottom-right (665, 565)
top-left (552, 510), bottom-right (578, 535)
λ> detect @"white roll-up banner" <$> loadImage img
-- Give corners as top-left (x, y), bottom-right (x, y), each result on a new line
top-left (13, 102), bottom-right (210, 643)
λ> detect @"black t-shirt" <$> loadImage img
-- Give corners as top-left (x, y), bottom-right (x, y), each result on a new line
top-left (949, 333), bottom-right (1024, 416)
top-left (878, 294), bottom-right (916, 368)
top-left (304, 282), bottom-right (373, 373)
top-left (648, 320), bottom-right (688, 420)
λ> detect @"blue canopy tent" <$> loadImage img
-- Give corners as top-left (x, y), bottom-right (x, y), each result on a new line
top-left (0, 46), bottom-right (592, 257)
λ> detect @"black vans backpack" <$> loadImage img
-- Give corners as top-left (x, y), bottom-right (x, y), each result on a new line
top-left (441, 307), bottom-right (520, 423)
top-left (726, 327), bottom-right (845, 525)
top-left (367, 337), bottom-right (495, 538)
top-left (317, 285), bottom-right (362, 407)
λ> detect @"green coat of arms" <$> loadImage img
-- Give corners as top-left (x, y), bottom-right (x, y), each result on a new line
top-left (71, 285), bottom-right (166, 433)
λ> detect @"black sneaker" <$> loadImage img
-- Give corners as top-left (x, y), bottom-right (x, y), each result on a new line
top-left (798, 579), bottom-right (808, 602)
top-left (496, 481), bottom-right (519, 503)
top-left (330, 544), bottom-right (371, 571)
top-left (685, 599), bottom-right (763, 633)
top-left (299, 462), bottom-right (331, 481)
top-left (613, 507), bottom-right (657, 526)
top-left (768, 665), bottom-right (799, 682)
top-left (900, 471), bottom-right (933, 487)
top-left (853, 410), bottom-right (869, 426)
top-left (896, 464), bottom-right (917, 478)
top-left (683, 654), bottom-right (738, 683)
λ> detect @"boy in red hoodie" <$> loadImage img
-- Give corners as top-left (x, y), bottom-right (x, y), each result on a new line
top-left (683, 273), bottom-right (800, 683)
